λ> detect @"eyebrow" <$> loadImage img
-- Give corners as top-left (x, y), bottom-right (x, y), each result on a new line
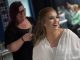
top-left (48, 15), bottom-right (59, 18)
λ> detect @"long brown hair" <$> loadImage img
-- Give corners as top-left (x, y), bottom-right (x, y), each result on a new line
top-left (33, 7), bottom-right (58, 45)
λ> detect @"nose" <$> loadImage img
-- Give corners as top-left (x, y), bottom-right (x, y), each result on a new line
top-left (54, 18), bottom-right (59, 22)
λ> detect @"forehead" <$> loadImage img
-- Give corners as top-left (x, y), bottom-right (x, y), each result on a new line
top-left (46, 10), bottom-right (57, 17)
top-left (19, 5), bottom-right (24, 11)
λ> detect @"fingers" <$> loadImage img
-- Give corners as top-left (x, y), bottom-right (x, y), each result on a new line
top-left (23, 33), bottom-right (33, 42)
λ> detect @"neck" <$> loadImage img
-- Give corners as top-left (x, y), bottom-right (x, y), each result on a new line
top-left (17, 18), bottom-right (32, 29)
top-left (46, 28), bottom-right (63, 47)
top-left (46, 28), bottom-right (61, 35)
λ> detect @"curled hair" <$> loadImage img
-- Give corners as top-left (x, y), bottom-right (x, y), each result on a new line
top-left (33, 7), bottom-right (58, 45)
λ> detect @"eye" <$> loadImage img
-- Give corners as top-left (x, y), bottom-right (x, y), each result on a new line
top-left (48, 16), bottom-right (55, 20)
top-left (49, 16), bottom-right (59, 20)
top-left (56, 16), bottom-right (59, 18)
top-left (49, 17), bottom-right (54, 19)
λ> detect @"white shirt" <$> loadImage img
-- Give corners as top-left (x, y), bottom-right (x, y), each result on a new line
top-left (33, 29), bottom-right (80, 60)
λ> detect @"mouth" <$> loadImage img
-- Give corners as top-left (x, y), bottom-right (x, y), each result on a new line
top-left (53, 24), bottom-right (58, 26)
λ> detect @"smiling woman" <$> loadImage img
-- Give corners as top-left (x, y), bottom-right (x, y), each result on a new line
top-left (33, 7), bottom-right (80, 60)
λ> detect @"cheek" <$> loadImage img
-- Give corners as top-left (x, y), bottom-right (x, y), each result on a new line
top-left (16, 15), bottom-right (20, 20)
top-left (48, 20), bottom-right (55, 25)
top-left (44, 21), bottom-right (48, 27)
top-left (22, 12), bottom-right (25, 15)
top-left (44, 21), bottom-right (52, 27)
top-left (16, 16), bottom-right (19, 20)
top-left (50, 20), bottom-right (54, 23)
top-left (21, 11), bottom-right (26, 16)
top-left (16, 15), bottom-right (22, 21)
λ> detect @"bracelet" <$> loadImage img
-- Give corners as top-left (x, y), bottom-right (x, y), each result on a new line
top-left (21, 37), bottom-right (25, 42)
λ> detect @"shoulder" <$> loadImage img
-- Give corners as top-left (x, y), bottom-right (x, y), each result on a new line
top-left (33, 39), bottom-right (45, 60)
top-left (63, 29), bottom-right (74, 35)
top-left (33, 41), bottom-right (42, 59)
top-left (33, 39), bottom-right (45, 52)
top-left (33, 41), bottom-right (42, 51)
top-left (64, 29), bottom-right (79, 38)
top-left (63, 28), bottom-right (73, 33)
top-left (65, 29), bottom-right (75, 34)
top-left (26, 17), bottom-right (35, 25)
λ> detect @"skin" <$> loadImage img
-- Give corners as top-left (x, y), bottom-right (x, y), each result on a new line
top-left (44, 10), bottom-right (60, 30)
top-left (44, 10), bottom-right (64, 47)
top-left (16, 5), bottom-right (26, 23)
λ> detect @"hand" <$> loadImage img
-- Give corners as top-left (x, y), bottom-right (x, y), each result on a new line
top-left (22, 33), bottom-right (33, 42)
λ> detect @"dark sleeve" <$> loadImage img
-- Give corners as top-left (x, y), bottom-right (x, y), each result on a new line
top-left (5, 27), bottom-right (17, 46)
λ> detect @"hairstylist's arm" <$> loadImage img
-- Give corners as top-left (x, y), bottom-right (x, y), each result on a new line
top-left (7, 33), bottom-right (32, 52)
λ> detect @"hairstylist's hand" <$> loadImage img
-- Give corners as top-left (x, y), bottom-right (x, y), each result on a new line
top-left (22, 33), bottom-right (33, 42)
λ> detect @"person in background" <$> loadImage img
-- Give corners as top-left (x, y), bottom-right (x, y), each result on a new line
top-left (5, 1), bottom-right (34, 60)
top-left (64, 2), bottom-right (80, 37)
top-left (64, 2), bottom-right (74, 28)
top-left (33, 7), bottom-right (80, 60)
top-left (70, 4), bottom-right (80, 34)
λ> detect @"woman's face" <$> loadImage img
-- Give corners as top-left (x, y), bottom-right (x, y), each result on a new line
top-left (16, 5), bottom-right (26, 23)
top-left (44, 10), bottom-right (60, 30)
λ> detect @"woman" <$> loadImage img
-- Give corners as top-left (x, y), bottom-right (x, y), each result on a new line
top-left (5, 1), bottom-right (34, 60)
top-left (33, 7), bottom-right (80, 60)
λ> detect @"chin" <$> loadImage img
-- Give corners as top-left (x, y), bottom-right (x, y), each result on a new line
top-left (53, 27), bottom-right (59, 30)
